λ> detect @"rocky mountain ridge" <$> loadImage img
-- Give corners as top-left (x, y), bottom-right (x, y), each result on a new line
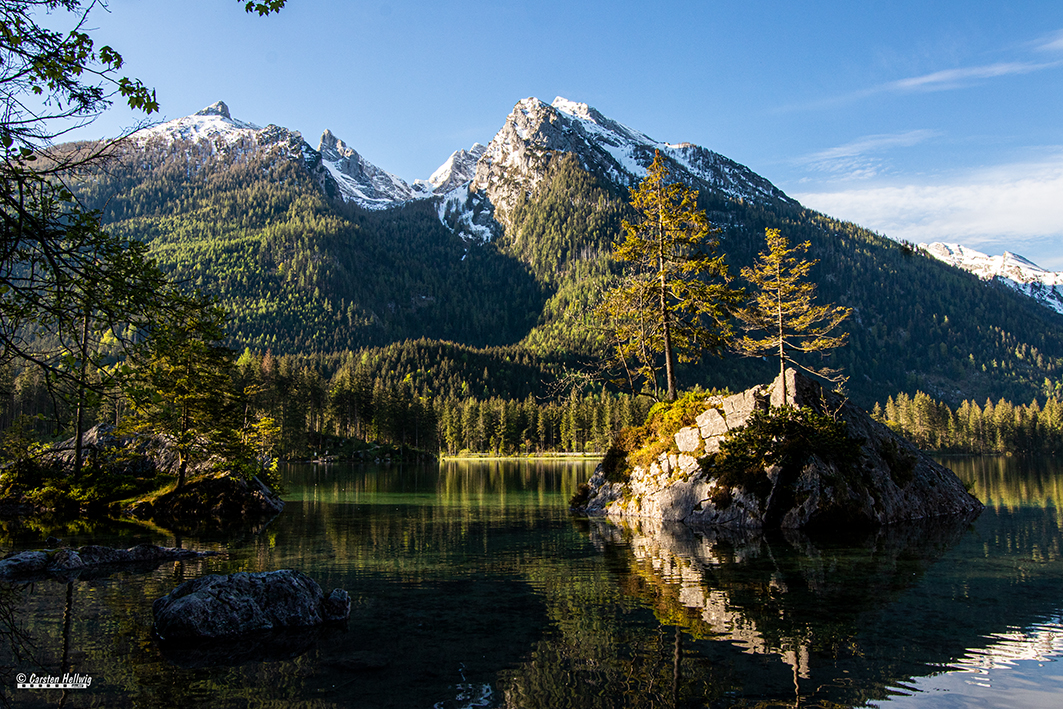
top-left (135, 97), bottom-right (795, 232)
top-left (139, 102), bottom-right (1062, 322)
top-left (920, 242), bottom-right (1063, 316)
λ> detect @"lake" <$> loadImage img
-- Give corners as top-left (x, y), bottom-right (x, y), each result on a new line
top-left (0, 455), bottom-right (1061, 708)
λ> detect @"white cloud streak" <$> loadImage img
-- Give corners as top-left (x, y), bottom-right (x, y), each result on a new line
top-left (802, 130), bottom-right (938, 162)
top-left (794, 130), bottom-right (938, 181)
top-left (792, 154), bottom-right (1063, 270)
top-left (886, 61), bottom-right (1063, 92)
top-left (779, 31), bottom-right (1063, 114)
top-left (1036, 29), bottom-right (1063, 52)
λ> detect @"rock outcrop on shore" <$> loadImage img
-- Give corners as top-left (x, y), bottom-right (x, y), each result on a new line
top-left (41, 424), bottom-right (212, 479)
top-left (575, 369), bottom-right (983, 530)
top-left (125, 472), bottom-right (284, 534)
top-left (152, 569), bottom-right (350, 640)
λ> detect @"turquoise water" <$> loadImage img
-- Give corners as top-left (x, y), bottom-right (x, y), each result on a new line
top-left (0, 455), bottom-right (1061, 707)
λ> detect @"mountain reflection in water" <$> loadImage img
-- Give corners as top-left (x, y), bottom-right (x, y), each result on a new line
top-left (0, 456), bottom-right (1059, 708)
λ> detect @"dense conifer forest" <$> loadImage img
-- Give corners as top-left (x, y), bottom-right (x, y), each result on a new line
top-left (876, 390), bottom-right (1063, 455)
top-left (4, 112), bottom-right (1058, 464)
top-left (73, 140), bottom-right (1063, 413)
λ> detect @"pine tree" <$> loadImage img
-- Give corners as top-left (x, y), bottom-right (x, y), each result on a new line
top-left (735, 228), bottom-right (852, 400)
top-left (599, 151), bottom-right (740, 401)
top-left (122, 299), bottom-right (242, 489)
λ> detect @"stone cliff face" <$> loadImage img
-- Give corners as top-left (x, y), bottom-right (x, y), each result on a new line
top-left (577, 369), bottom-right (983, 530)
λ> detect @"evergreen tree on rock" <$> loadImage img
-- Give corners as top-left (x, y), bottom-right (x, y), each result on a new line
top-left (736, 228), bottom-right (852, 401)
top-left (599, 151), bottom-right (741, 401)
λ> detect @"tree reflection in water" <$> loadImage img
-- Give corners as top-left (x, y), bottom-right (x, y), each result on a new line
top-left (0, 457), bottom-right (1058, 708)
top-left (495, 513), bottom-right (982, 708)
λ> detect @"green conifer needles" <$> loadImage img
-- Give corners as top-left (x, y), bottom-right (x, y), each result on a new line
top-left (599, 151), bottom-right (741, 401)
top-left (736, 228), bottom-right (852, 395)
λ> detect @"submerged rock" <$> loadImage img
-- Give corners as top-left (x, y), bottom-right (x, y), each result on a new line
top-left (576, 369), bottom-right (983, 530)
top-left (0, 544), bottom-right (215, 580)
top-left (152, 569), bottom-right (350, 641)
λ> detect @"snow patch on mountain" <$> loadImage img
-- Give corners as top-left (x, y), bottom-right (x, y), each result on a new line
top-left (436, 183), bottom-right (498, 243)
top-left (921, 242), bottom-right (1063, 316)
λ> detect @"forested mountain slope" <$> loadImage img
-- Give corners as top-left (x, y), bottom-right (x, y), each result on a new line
top-left (70, 99), bottom-right (1063, 408)
top-left (75, 108), bottom-right (545, 352)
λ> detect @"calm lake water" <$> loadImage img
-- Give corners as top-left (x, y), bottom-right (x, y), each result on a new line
top-left (1, 455), bottom-right (1061, 708)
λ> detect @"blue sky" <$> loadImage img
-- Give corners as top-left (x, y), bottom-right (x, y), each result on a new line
top-left (61, 0), bottom-right (1063, 268)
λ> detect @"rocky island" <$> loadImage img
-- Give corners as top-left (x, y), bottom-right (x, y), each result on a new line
top-left (574, 369), bottom-right (983, 530)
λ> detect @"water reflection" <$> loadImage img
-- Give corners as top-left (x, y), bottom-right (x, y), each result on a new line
top-left (501, 513), bottom-right (980, 708)
top-left (0, 457), bottom-right (1059, 707)
top-left (939, 454), bottom-right (1063, 528)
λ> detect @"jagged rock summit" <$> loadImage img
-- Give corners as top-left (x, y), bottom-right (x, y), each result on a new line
top-left (135, 100), bottom-right (263, 145)
top-left (472, 96), bottom-right (795, 219)
top-left (428, 143), bottom-right (487, 193)
top-left (196, 100), bottom-right (231, 118)
top-left (317, 128), bottom-right (423, 206)
top-left (575, 369), bottom-right (983, 530)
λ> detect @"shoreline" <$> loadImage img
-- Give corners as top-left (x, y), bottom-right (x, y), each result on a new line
top-left (439, 453), bottom-right (604, 462)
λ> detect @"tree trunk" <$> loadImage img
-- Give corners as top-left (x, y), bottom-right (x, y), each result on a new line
top-left (776, 257), bottom-right (786, 404)
top-left (659, 188), bottom-right (677, 401)
top-left (176, 452), bottom-right (187, 490)
top-left (73, 302), bottom-right (92, 481)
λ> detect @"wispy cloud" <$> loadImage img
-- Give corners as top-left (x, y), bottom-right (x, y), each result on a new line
top-left (886, 61), bottom-right (1062, 92)
top-left (792, 152), bottom-right (1063, 270)
top-left (795, 130), bottom-right (938, 180)
top-left (803, 130), bottom-right (938, 161)
top-left (779, 30), bottom-right (1063, 113)
top-left (1035, 29), bottom-right (1063, 52)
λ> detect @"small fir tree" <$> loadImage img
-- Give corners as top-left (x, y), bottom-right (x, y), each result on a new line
top-left (736, 228), bottom-right (852, 400)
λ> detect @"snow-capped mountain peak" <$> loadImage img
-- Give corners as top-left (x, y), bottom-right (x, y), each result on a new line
top-left (550, 97), bottom-right (595, 121)
top-left (196, 101), bottom-right (232, 119)
top-left (550, 96), bottom-right (656, 148)
top-left (428, 143), bottom-right (487, 193)
top-left (921, 242), bottom-right (1063, 316)
top-left (472, 96), bottom-right (794, 218)
top-left (135, 101), bottom-right (261, 145)
top-left (317, 129), bottom-right (419, 209)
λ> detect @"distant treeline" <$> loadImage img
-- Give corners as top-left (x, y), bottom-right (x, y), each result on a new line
top-left (875, 391), bottom-right (1063, 455)
top-left (5, 334), bottom-right (1060, 458)
top-left (1, 341), bottom-right (651, 459)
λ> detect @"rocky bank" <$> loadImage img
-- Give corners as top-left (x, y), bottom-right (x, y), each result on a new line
top-left (0, 543), bottom-right (216, 580)
top-left (576, 369), bottom-right (983, 530)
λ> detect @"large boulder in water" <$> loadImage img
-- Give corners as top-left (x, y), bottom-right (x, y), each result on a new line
top-left (153, 569), bottom-right (350, 640)
top-left (575, 369), bottom-right (983, 530)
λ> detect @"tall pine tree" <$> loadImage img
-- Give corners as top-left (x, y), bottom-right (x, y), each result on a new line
top-left (599, 151), bottom-right (740, 401)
